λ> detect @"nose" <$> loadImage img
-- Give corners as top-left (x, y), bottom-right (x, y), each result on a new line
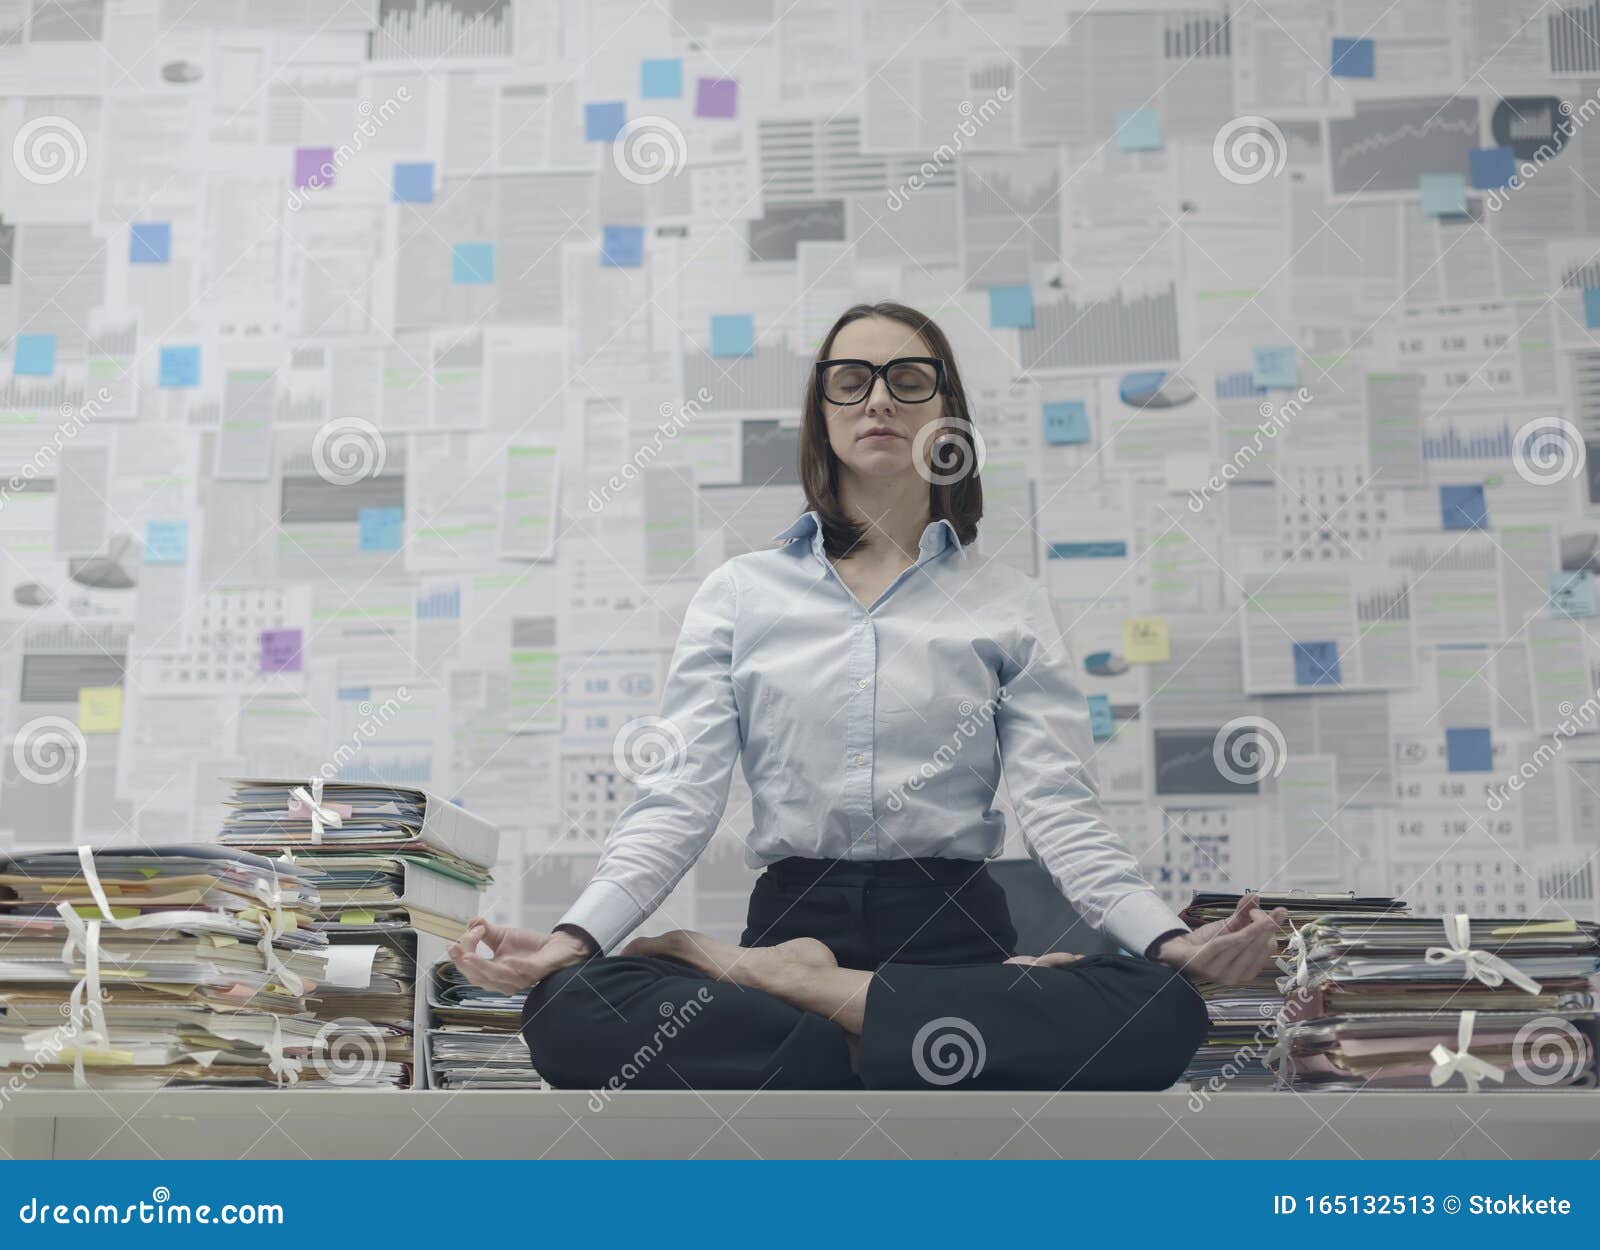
top-left (864, 371), bottom-right (896, 416)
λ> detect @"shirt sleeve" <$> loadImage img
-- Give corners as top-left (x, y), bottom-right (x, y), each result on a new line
top-left (556, 562), bottom-right (743, 953)
top-left (994, 580), bottom-right (1187, 957)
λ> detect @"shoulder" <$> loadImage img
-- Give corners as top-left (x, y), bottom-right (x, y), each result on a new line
top-left (692, 543), bottom-right (806, 606)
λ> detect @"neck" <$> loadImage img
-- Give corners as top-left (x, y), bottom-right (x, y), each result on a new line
top-left (836, 473), bottom-right (932, 560)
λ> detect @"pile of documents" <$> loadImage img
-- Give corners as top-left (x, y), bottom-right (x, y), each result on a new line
top-left (0, 844), bottom-right (354, 1089)
top-left (1179, 891), bottom-right (1411, 1091)
top-left (425, 960), bottom-right (541, 1090)
top-left (1270, 912), bottom-right (1600, 1091)
top-left (218, 778), bottom-right (501, 1089)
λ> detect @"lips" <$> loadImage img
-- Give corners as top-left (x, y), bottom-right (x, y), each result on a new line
top-left (859, 428), bottom-right (903, 441)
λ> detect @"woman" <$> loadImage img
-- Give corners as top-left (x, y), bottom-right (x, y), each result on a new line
top-left (449, 301), bottom-right (1286, 1091)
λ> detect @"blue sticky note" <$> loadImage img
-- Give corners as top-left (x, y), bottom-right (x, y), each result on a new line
top-left (1584, 287), bottom-right (1600, 330)
top-left (358, 506), bottom-right (403, 552)
top-left (1420, 173), bottom-right (1468, 216)
top-left (130, 222), bottom-right (171, 263)
top-left (1469, 146), bottom-right (1515, 190)
top-left (1087, 694), bottom-right (1114, 741)
top-left (641, 58), bottom-right (682, 98)
top-left (1550, 570), bottom-right (1597, 619)
top-left (1440, 483), bottom-right (1488, 531)
top-left (710, 314), bottom-right (755, 358)
top-left (988, 285), bottom-right (1034, 329)
top-left (13, 334), bottom-right (55, 376)
top-left (158, 345), bottom-right (200, 387)
top-left (585, 101), bottom-right (626, 142)
top-left (1043, 400), bottom-right (1090, 445)
top-left (601, 225), bottom-right (644, 268)
top-left (452, 242), bottom-right (494, 284)
top-left (143, 520), bottom-right (188, 565)
top-left (1293, 640), bottom-right (1342, 687)
top-left (1445, 727), bottom-right (1493, 773)
top-left (1330, 36), bottom-right (1375, 78)
top-left (1114, 109), bottom-right (1162, 152)
top-left (1252, 345), bottom-right (1297, 388)
top-left (392, 162), bottom-right (434, 203)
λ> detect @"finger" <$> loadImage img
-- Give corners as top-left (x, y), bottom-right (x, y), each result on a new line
top-left (1034, 952), bottom-right (1084, 967)
top-left (454, 952), bottom-right (520, 992)
top-left (1003, 955), bottom-right (1038, 965)
top-left (1225, 893), bottom-right (1259, 932)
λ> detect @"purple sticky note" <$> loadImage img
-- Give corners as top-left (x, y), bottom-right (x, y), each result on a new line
top-left (294, 147), bottom-right (334, 190)
top-left (695, 77), bottom-right (737, 119)
top-left (261, 628), bottom-right (303, 673)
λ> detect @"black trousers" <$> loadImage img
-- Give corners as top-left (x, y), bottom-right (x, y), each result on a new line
top-left (521, 857), bottom-right (1207, 1092)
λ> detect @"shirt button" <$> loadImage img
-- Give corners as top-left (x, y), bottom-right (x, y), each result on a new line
top-left (852, 753), bottom-right (866, 765)
top-left (856, 677), bottom-right (869, 689)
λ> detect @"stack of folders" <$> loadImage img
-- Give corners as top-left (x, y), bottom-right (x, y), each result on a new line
top-left (217, 778), bottom-right (501, 1089)
top-left (1270, 912), bottom-right (1600, 1092)
top-left (1179, 891), bottom-right (1411, 1090)
top-left (0, 844), bottom-right (376, 1089)
top-left (425, 960), bottom-right (541, 1090)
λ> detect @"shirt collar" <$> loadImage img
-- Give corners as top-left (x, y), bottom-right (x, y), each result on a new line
top-left (770, 509), bottom-right (960, 561)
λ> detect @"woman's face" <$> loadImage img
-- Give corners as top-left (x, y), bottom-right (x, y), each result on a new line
top-left (820, 316), bottom-right (948, 484)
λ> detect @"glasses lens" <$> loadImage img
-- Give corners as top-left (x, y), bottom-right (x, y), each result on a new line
top-left (822, 362), bottom-right (871, 403)
top-left (886, 361), bottom-right (937, 401)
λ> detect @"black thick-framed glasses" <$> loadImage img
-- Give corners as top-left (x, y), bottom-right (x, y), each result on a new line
top-left (815, 356), bottom-right (947, 404)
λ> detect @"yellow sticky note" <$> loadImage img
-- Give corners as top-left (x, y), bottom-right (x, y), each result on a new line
top-left (1122, 617), bottom-right (1171, 663)
top-left (1491, 919), bottom-right (1578, 937)
top-left (77, 685), bottom-right (123, 733)
top-left (71, 903), bottom-right (138, 920)
top-left (339, 909), bottom-right (376, 925)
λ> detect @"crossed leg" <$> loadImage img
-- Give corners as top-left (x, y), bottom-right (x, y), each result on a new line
top-left (522, 929), bottom-right (1208, 1092)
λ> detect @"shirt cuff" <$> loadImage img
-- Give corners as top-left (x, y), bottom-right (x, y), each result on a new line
top-left (556, 879), bottom-right (646, 955)
top-left (1100, 890), bottom-right (1189, 959)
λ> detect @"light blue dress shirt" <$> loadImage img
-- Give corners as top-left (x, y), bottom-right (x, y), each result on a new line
top-left (558, 509), bottom-right (1186, 958)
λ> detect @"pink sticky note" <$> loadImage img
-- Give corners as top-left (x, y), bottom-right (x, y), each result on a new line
top-left (294, 147), bottom-right (334, 189)
top-left (695, 77), bottom-right (737, 118)
top-left (261, 627), bottom-right (303, 673)
top-left (287, 793), bottom-right (354, 820)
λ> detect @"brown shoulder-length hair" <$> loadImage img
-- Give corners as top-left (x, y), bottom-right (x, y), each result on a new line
top-left (797, 301), bottom-right (982, 559)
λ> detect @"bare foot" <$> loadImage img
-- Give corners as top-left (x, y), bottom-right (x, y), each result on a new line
top-left (621, 929), bottom-right (836, 992)
top-left (1004, 952), bottom-right (1084, 968)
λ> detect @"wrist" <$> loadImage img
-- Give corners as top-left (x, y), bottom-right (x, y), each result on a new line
top-left (553, 923), bottom-right (599, 960)
top-left (1145, 927), bottom-right (1189, 964)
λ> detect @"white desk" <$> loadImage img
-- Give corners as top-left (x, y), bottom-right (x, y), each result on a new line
top-left (2, 1090), bottom-right (1596, 1159)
